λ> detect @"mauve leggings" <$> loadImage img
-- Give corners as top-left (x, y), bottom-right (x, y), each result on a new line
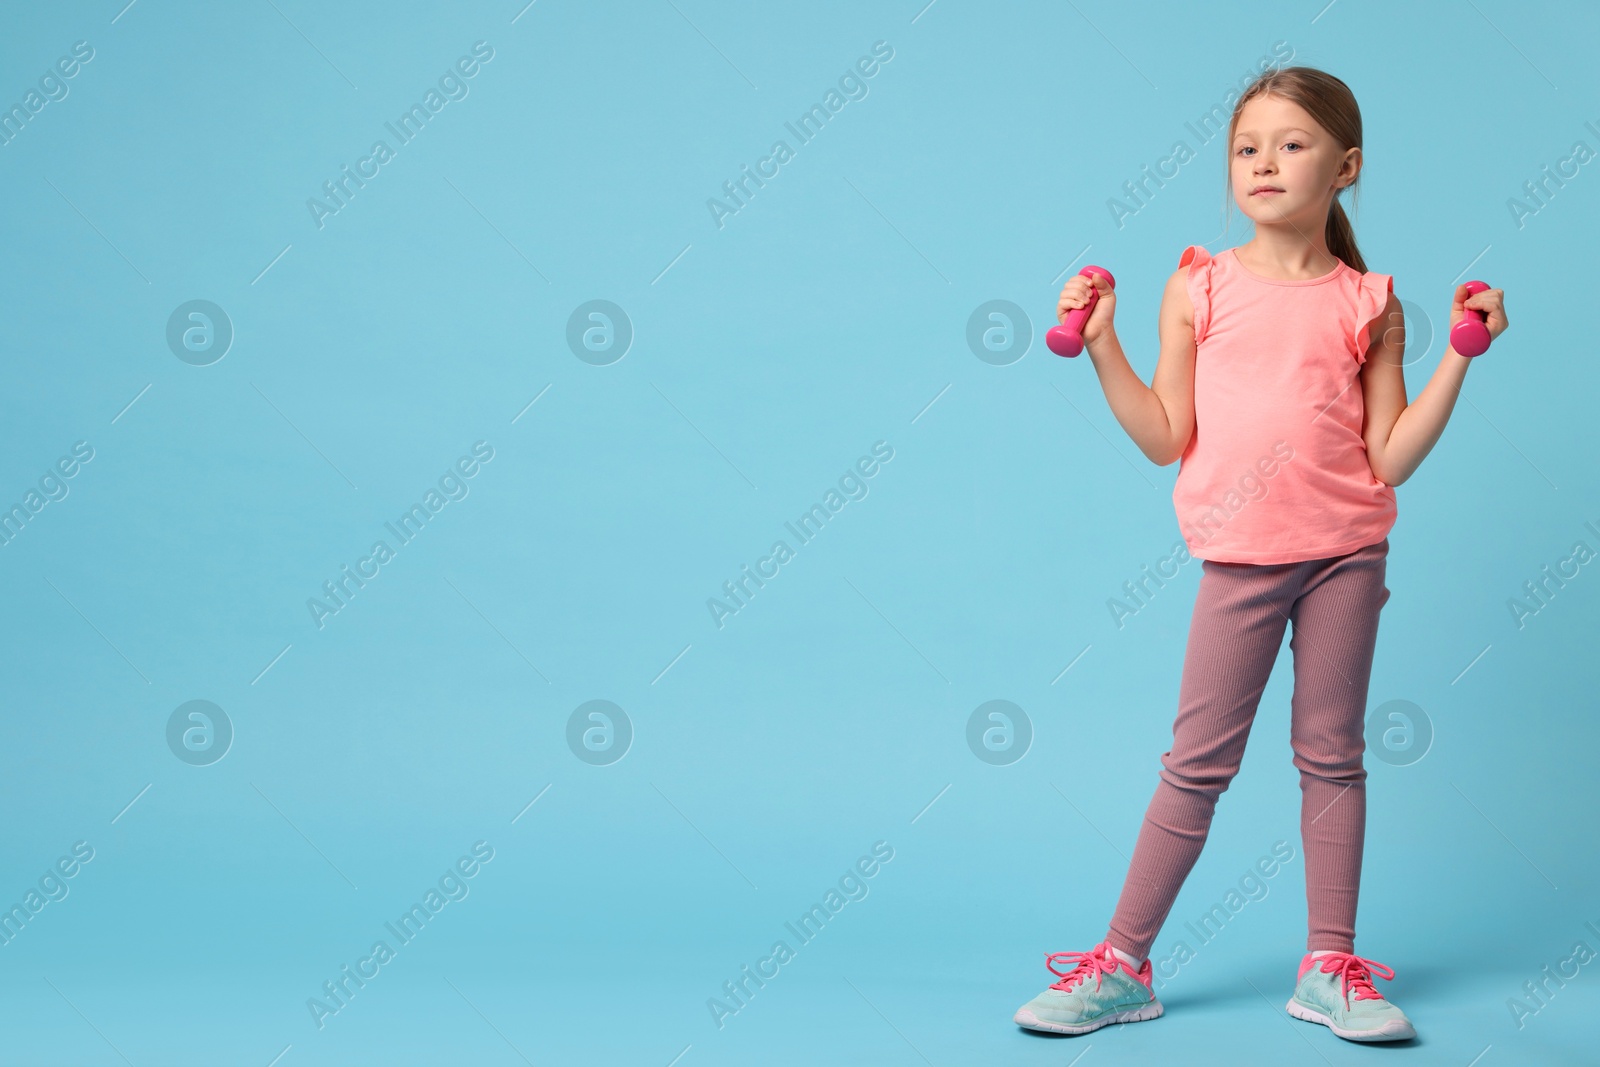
top-left (1106, 537), bottom-right (1391, 960)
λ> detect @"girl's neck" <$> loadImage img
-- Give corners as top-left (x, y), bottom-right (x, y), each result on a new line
top-left (1236, 234), bottom-right (1341, 281)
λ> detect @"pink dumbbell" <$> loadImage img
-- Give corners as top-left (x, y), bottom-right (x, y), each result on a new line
top-left (1449, 280), bottom-right (1493, 357)
top-left (1047, 266), bottom-right (1115, 357)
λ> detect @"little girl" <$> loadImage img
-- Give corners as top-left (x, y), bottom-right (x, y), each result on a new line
top-left (1013, 66), bottom-right (1506, 1044)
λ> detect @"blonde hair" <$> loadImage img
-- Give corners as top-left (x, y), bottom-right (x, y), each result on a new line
top-left (1224, 66), bottom-right (1367, 273)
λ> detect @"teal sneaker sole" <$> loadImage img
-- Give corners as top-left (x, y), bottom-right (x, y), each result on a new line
top-left (1285, 995), bottom-right (1416, 1041)
top-left (1014, 998), bottom-right (1164, 1035)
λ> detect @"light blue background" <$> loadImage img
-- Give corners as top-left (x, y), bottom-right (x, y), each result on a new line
top-left (1, 1), bottom-right (1596, 1064)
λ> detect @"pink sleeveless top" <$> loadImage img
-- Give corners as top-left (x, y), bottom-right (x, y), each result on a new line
top-left (1173, 244), bottom-right (1396, 564)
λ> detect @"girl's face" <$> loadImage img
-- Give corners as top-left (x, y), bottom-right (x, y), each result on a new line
top-left (1230, 94), bottom-right (1359, 231)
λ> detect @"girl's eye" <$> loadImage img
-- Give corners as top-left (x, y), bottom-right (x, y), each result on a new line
top-left (1237, 142), bottom-right (1303, 156)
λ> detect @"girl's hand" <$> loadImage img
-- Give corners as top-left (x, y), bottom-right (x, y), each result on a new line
top-left (1056, 272), bottom-right (1117, 351)
top-left (1450, 283), bottom-right (1508, 345)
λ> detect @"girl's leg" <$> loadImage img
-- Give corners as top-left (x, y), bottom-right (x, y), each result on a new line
top-left (1287, 537), bottom-right (1390, 954)
top-left (1106, 557), bottom-right (1298, 962)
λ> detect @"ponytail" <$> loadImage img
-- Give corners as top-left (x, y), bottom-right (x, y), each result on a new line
top-left (1326, 195), bottom-right (1365, 274)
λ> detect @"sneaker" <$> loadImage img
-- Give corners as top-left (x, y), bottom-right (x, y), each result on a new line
top-left (1013, 939), bottom-right (1164, 1035)
top-left (1286, 950), bottom-right (1416, 1042)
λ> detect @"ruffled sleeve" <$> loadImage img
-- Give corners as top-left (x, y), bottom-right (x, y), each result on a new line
top-left (1178, 245), bottom-right (1213, 345)
top-left (1353, 270), bottom-right (1394, 364)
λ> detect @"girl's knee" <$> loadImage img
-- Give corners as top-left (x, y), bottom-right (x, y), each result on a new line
top-left (1291, 750), bottom-right (1367, 784)
top-left (1159, 754), bottom-right (1240, 796)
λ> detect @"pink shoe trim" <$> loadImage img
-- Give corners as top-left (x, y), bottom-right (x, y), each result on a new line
top-left (1044, 940), bottom-right (1153, 993)
top-left (1299, 950), bottom-right (1396, 1001)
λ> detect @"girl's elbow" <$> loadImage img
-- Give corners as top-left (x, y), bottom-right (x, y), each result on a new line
top-left (1162, 429), bottom-right (1193, 466)
top-left (1141, 439), bottom-right (1181, 466)
top-left (1370, 459), bottom-right (1406, 487)
top-left (1365, 440), bottom-right (1396, 487)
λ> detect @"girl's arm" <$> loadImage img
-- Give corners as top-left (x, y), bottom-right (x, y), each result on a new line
top-left (1063, 268), bottom-right (1197, 466)
top-left (1359, 285), bottom-right (1509, 486)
